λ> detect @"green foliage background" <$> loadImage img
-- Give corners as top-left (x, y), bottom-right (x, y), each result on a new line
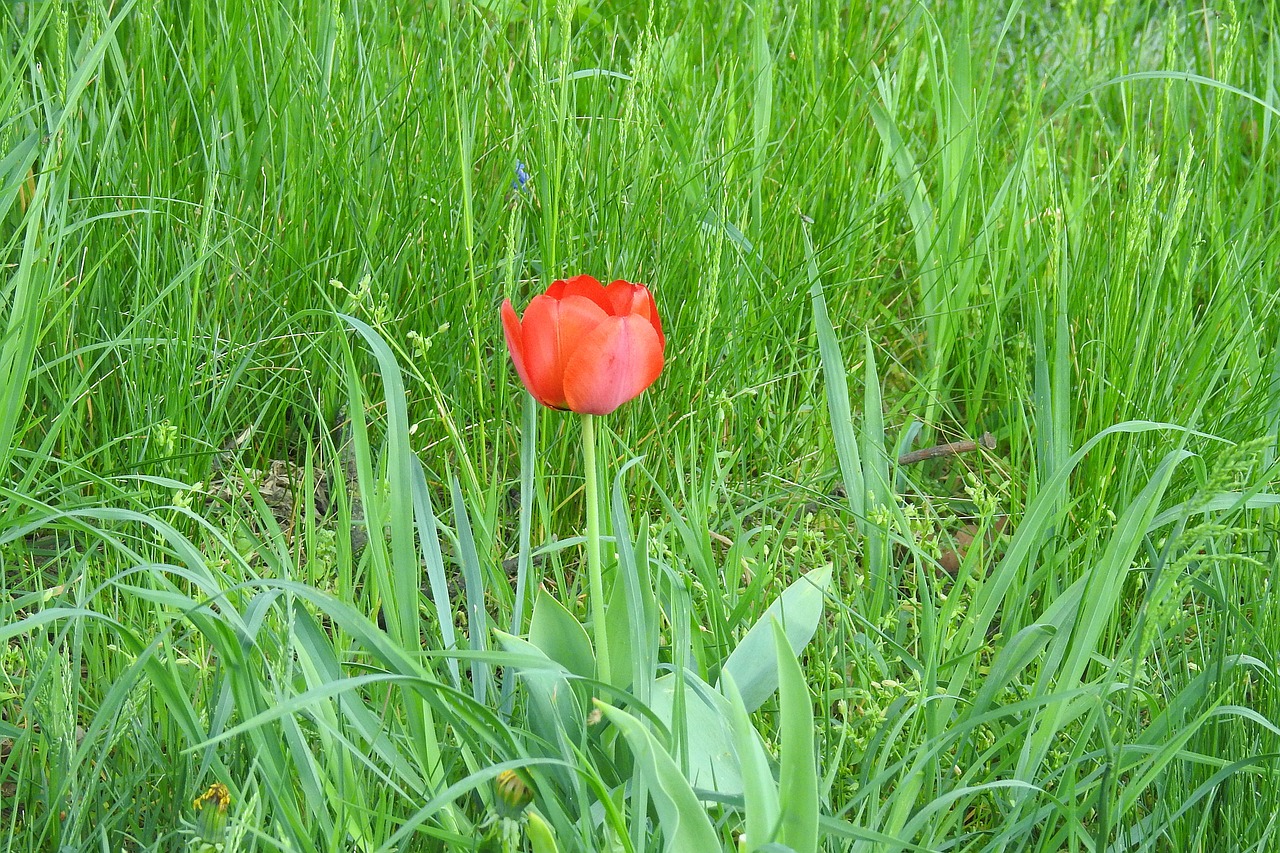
top-left (2, 0), bottom-right (1278, 849)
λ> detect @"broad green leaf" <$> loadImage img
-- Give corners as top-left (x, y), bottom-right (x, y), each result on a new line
top-left (493, 631), bottom-right (583, 795)
top-left (529, 588), bottom-right (595, 680)
top-left (450, 473), bottom-right (490, 706)
top-left (526, 811), bottom-right (561, 853)
top-left (774, 621), bottom-right (818, 853)
top-left (722, 673), bottom-right (780, 851)
top-left (608, 458), bottom-right (657, 700)
top-left (647, 670), bottom-right (741, 795)
top-left (597, 702), bottom-right (721, 853)
top-left (720, 565), bottom-right (832, 712)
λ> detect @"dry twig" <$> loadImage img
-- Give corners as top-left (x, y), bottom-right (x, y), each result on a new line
top-left (897, 432), bottom-right (996, 466)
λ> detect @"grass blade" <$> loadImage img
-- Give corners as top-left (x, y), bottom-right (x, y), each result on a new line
top-left (804, 224), bottom-right (863, 525)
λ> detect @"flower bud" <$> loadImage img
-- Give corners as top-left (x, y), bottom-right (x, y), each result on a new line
top-left (193, 782), bottom-right (230, 841)
top-left (494, 769), bottom-right (534, 818)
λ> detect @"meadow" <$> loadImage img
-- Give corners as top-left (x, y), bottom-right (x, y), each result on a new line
top-left (2, 0), bottom-right (1279, 850)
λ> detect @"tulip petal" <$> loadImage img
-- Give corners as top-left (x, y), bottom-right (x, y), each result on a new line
top-left (559, 274), bottom-right (614, 315)
top-left (601, 279), bottom-right (637, 315)
top-left (604, 280), bottom-right (663, 347)
top-left (544, 274), bottom-right (602, 300)
top-left (502, 300), bottom-right (546, 405)
top-left (521, 293), bottom-right (609, 408)
top-left (603, 279), bottom-right (641, 315)
top-left (643, 286), bottom-right (664, 348)
top-left (562, 314), bottom-right (664, 415)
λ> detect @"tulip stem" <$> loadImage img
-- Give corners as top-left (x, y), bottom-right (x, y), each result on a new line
top-left (581, 413), bottom-right (610, 685)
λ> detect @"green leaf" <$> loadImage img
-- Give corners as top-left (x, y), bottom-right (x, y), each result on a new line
top-left (508, 392), bottom-right (539, 636)
top-left (804, 228), bottom-right (863, 525)
top-left (722, 673), bottom-right (781, 851)
top-left (1015, 447), bottom-right (1196, 794)
top-left (0, 132), bottom-right (39, 222)
top-left (774, 621), bottom-right (818, 853)
top-left (410, 455), bottom-right (460, 688)
top-left (861, 332), bottom-right (892, 610)
top-left (647, 670), bottom-right (741, 795)
top-left (526, 811), bottom-right (561, 853)
top-left (866, 98), bottom-right (936, 291)
top-left (720, 566), bottom-right (832, 712)
top-left (861, 332), bottom-right (891, 510)
top-left (608, 458), bottom-right (657, 700)
top-left (968, 622), bottom-right (1056, 719)
top-left (750, 0), bottom-right (773, 231)
top-left (291, 602), bottom-right (427, 797)
top-left (339, 313), bottom-right (421, 650)
top-left (493, 631), bottom-right (582, 796)
top-left (450, 473), bottom-right (491, 706)
top-left (597, 702), bottom-right (721, 853)
top-left (529, 588), bottom-right (595, 680)
top-left (1148, 492), bottom-right (1280, 530)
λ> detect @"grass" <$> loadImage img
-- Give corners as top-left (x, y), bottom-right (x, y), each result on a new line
top-left (2, 0), bottom-right (1279, 850)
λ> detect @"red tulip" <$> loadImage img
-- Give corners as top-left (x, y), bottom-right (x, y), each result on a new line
top-left (501, 275), bottom-right (665, 415)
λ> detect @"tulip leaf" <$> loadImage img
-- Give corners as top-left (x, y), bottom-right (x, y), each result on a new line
top-left (528, 587), bottom-right (595, 680)
top-left (525, 811), bottom-right (561, 853)
top-left (719, 565), bottom-right (832, 712)
top-left (722, 672), bottom-right (781, 851)
top-left (493, 630), bottom-right (583, 796)
top-left (597, 701), bottom-right (721, 853)
top-left (607, 458), bottom-right (658, 698)
top-left (774, 621), bottom-right (819, 853)
top-left (646, 669), bottom-right (741, 795)
top-left (339, 313), bottom-right (419, 649)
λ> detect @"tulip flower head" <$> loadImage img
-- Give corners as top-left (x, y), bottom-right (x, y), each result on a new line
top-left (502, 275), bottom-right (664, 415)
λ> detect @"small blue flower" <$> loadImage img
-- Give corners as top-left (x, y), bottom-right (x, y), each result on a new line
top-left (512, 161), bottom-right (531, 192)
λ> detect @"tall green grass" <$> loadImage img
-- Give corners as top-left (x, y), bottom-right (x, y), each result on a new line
top-left (2, 0), bottom-right (1278, 849)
